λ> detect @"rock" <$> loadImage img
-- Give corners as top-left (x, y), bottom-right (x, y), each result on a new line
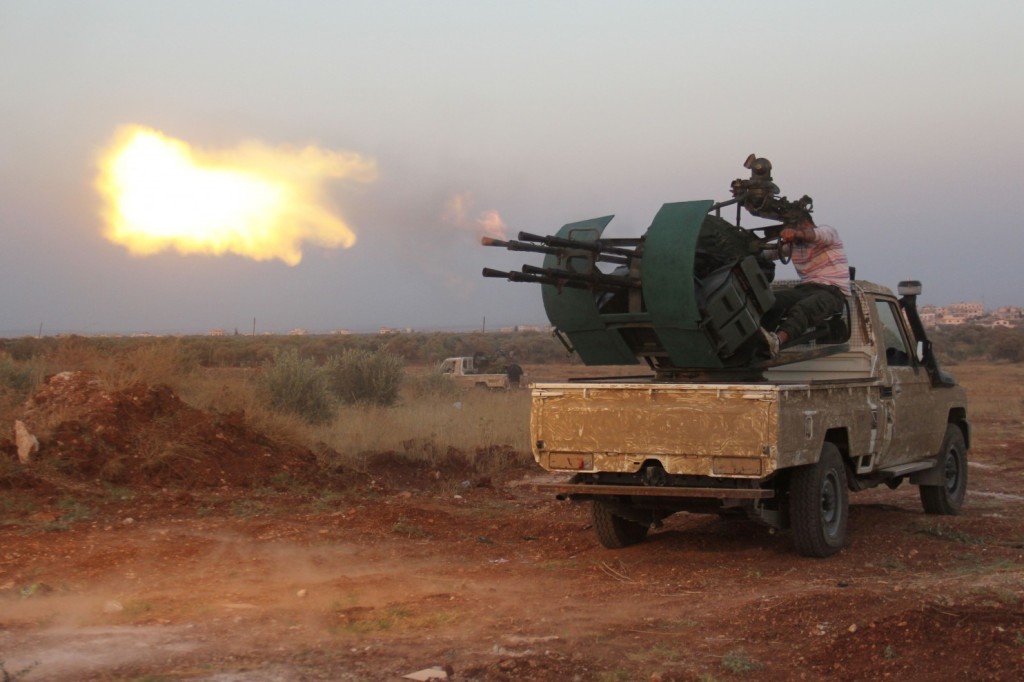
top-left (19, 582), bottom-right (53, 598)
top-left (104, 600), bottom-right (124, 613)
top-left (14, 420), bottom-right (39, 463)
top-left (296, 589), bottom-right (308, 598)
top-left (402, 666), bottom-right (449, 680)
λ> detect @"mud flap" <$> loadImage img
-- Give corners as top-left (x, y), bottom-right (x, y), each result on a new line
top-left (909, 456), bottom-right (945, 487)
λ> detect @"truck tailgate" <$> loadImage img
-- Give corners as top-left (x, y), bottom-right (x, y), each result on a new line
top-left (531, 382), bottom-right (779, 478)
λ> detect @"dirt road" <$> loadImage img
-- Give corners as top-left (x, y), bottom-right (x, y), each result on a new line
top-left (1, 364), bottom-right (1022, 681)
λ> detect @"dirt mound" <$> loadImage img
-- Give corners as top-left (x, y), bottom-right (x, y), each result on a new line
top-left (360, 444), bottom-right (518, 491)
top-left (8, 371), bottom-right (320, 488)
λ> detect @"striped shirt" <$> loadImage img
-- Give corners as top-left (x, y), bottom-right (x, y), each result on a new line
top-left (790, 224), bottom-right (850, 295)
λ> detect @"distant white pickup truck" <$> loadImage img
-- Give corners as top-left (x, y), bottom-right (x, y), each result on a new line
top-left (438, 356), bottom-right (512, 390)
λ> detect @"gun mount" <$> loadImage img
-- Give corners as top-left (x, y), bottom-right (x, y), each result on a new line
top-left (483, 156), bottom-right (840, 380)
top-left (729, 154), bottom-right (815, 228)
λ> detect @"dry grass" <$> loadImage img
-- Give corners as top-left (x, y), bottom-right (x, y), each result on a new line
top-left (38, 337), bottom-right (194, 392)
top-left (953, 362), bottom-right (1024, 404)
top-left (104, 339), bottom-right (195, 389)
top-left (159, 364), bottom-right (532, 471)
top-left (173, 366), bottom-right (317, 448)
top-left (312, 386), bottom-right (531, 464)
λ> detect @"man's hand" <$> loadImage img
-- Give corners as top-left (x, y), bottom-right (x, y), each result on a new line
top-left (780, 227), bottom-right (801, 243)
top-left (780, 225), bottom-right (814, 244)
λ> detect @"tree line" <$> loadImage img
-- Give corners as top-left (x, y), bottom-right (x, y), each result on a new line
top-left (1, 325), bottom-right (1021, 369)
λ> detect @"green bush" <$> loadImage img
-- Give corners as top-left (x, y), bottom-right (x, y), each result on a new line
top-left (261, 349), bottom-right (335, 423)
top-left (325, 349), bottom-right (404, 406)
top-left (0, 354), bottom-right (39, 395)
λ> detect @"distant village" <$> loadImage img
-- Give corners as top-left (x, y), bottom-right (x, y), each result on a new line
top-left (920, 303), bottom-right (1023, 329)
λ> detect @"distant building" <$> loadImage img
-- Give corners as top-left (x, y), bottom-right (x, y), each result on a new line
top-left (208, 328), bottom-right (226, 336)
top-left (946, 302), bottom-right (984, 319)
top-left (993, 305), bottom-right (1024, 321)
top-left (288, 328), bottom-right (307, 336)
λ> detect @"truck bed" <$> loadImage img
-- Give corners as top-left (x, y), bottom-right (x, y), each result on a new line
top-left (531, 379), bottom-right (876, 478)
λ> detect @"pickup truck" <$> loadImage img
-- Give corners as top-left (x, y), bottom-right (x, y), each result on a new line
top-left (532, 280), bottom-right (970, 557)
top-left (439, 356), bottom-right (510, 390)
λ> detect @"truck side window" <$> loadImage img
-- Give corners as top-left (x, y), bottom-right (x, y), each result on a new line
top-left (874, 300), bottom-right (912, 367)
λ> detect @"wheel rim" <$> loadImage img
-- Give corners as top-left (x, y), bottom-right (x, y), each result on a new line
top-left (820, 471), bottom-right (841, 537)
top-left (944, 447), bottom-right (961, 494)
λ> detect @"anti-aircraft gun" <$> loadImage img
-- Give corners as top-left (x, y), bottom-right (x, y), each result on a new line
top-left (482, 155), bottom-right (840, 379)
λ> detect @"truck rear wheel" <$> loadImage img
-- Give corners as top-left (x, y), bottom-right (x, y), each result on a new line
top-left (919, 424), bottom-right (967, 515)
top-left (591, 500), bottom-right (649, 549)
top-left (789, 444), bottom-right (848, 557)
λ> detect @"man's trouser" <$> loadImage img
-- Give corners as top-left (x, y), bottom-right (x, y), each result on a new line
top-left (763, 283), bottom-right (846, 343)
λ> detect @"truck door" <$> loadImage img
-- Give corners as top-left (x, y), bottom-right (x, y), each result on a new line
top-left (872, 297), bottom-right (934, 465)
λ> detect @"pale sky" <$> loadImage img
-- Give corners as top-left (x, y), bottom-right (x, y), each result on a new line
top-left (1, 1), bottom-right (1021, 335)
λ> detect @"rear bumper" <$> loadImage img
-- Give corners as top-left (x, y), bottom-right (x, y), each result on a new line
top-left (535, 483), bottom-right (774, 500)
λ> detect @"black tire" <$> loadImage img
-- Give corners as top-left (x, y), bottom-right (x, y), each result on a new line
top-left (591, 500), bottom-right (649, 549)
top-left (920, 424), bottom-right (968, 515)
top-left (789, 444), bottom-right (849, 557)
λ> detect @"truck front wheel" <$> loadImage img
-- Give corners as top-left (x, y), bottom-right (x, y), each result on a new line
top-left (919, 424), bottom-right (967, 515)
top-left (789, 444), bottom-right (849, 557)
top-left (591, 500), bottom-right (649, 549)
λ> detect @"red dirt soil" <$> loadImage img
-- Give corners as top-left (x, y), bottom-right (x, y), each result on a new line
top-left (1, 365), bottom-right (1022, 681)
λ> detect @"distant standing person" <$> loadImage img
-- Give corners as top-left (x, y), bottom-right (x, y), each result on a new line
top-left (759, 217), bottom-right (850, 357)
top-left (506, 361), bottom-right (524, 387)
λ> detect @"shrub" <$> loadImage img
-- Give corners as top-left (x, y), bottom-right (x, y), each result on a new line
top-left (106, 338), bottom-right (194, 389)
top-left (325, 349), bottom-right (404, 406)
top-left (261, 349), bottom-right (335, 423)
top-left (991, 334), bottom-right (1024, 363)
top-left (0, 354), bottom-right (38, 394)
top-left (404, 368), bottom-right (463, 400)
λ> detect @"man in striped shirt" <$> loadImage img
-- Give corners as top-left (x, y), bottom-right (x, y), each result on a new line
top-left (759, 217), bottom-right (850, 357)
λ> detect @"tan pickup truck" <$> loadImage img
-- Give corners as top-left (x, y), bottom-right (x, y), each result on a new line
top-left (532, 280), bottom-right (970, 557)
